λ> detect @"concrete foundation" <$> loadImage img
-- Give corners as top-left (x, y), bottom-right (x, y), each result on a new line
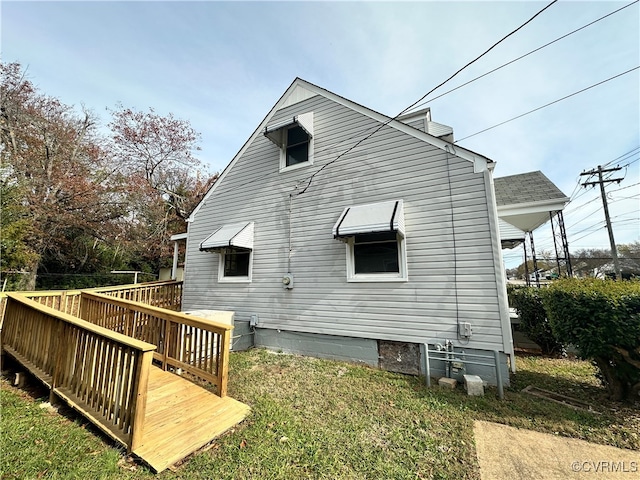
top-left (254, 328), bottom-right (379, 366)
top-left (237, 327), bottom-right (510, 387)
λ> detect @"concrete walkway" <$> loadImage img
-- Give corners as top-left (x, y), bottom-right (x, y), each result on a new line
top-left (474, 420), bottom-right (639, 479)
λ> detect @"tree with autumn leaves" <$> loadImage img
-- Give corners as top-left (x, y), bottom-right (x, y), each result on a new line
top-left (1, 62), bottom-right (216, 289)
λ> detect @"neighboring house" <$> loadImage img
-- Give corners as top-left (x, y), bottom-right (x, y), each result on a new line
top-left (180, 78), bottom-right (514, 384)
top-left (494, 171), bottom-right (571, 282)
top-left (494, 171), bottom-right (570, 245)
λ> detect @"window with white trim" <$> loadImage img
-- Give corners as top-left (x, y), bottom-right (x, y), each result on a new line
top-left (333, 200), bottom-right (408, 282)
top-left (264, 112), bottom-right (314, 172)
top-left (199, 222), bottom-right (255, 283)
top-left (218, 247), bottom-right (252, 283)
top-left (284, 124), bottom-right (311, 167)
top-left (346, 232), bottom-right (407, 282)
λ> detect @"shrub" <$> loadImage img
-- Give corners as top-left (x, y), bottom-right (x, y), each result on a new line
top-left (507, 285), bottom-right (563, 356)
top-left (540, 278), bottom-right (640, 402)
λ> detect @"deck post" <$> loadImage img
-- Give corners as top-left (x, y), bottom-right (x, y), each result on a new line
top-left (217, 329), bottom-right (230, 397)
top-left (129, 349), bottom-right (153, 452)
top-left (49, 318), bottom-right (66, 403)
top-left (163, 318), bottom-right (171, 370)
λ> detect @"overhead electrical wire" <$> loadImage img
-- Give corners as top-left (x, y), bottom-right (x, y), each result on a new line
top-left (610, 181), bottom-right (640, 192)
top-left (310, 1), bottom-right (636, 183)
top-left (455, 66), bottom-right (639, 142)
top-left (396, 0), bottom-right (559, 118)
top-left (554, 147), bottom-right (637, 209)
top-left (506, 147), bottom-right (638, 256)
top-left (570, 213), bottom-right (638, 244)
top-left (294, 0), bottom-right (559, 195)
top-left (404, 0), bottom-right (638, 113)
top-left (215, 1), bottom-right (632, 200)
top-left (601, 146), bottom-right (640, 169)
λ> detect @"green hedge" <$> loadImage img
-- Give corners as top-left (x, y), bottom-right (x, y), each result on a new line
top-left (541, 278), bottom-right (640, 402)
top-left (507, 285), bottom-right (563, 356)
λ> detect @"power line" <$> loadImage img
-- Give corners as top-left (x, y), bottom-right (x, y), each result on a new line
top-left (404, 0), bottom-right (638, 113)
top-left (455, 67), bottom-right (639, 142)
top-left (397, 0), bottom-right (559, 118)
top-left (601, 146), bottom-right (640, 168)
top-left (565, 204), bottom-right (605, 230)
top-left (295, 0), bottom-right (559, 195)
top-left (610, 181), bottom-right (640, 193)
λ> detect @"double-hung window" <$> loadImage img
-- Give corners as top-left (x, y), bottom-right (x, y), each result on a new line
top-left (264, 112), bottom-right (314, 172)
top-left (284, 125), bottom-right (310, 167)
top-left (333, 200), bottom-right (408, 282)
top-left (200, 222), bottom-right (255, 283)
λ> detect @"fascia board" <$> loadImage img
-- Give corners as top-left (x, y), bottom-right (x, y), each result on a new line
top-left (496, 197), bottom-right (570, 217)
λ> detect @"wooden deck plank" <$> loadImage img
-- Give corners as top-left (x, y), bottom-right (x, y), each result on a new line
top-left (136, 408), bottom-right (249, 472)
top-left (132, 367), bottom-right (250, 473)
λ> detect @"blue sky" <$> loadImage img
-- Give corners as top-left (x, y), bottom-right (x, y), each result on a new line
top-left (2, 0), bottom-right (639, 267)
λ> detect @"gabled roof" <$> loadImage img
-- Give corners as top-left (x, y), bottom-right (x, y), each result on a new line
top-left (189, 78), bottom-right (495, 222)
top-left (495, 171), bottom-right (569, 233)
top-left (494, 171), bottom-right (567, 207)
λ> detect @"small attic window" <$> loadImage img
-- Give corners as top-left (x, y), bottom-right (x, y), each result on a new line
top-left (264, 112), bottom-right (314, 172)
top-left (285, 125), bottom-right (310, 167)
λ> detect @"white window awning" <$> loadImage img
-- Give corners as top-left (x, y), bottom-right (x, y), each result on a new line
top-left (333, 200), bottom-right (405, 238)
top-left (200, 222), bottom-right (254, 251)
top-left (264, 112), bottom-right (314, 147)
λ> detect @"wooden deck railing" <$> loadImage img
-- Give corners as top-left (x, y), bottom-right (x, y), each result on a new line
top-left (92, 281), bottom-right (183, 311)
top-left (0, 290), bottom-right (82, 319)
top-left (79, 292), bottom-right (233, 397)
top-left (0, 281), bottom-right (183, 324)
top-left (1, 294), bottom-right (156, 451)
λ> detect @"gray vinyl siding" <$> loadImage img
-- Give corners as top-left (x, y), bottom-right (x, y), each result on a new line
top-left (401, 118), bottom-right (427, 132)
top-left (183, 95), bottom-right (506, 352)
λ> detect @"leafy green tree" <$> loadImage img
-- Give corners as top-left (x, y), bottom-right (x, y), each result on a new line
top-left (108, 106), bottom-right (216, 274)
top-left (0, 176), bottom-right (39, 290)
top-left (1, 62), bottom-right (216, 289)
top-left (1, 62), bottom-right (120, 287)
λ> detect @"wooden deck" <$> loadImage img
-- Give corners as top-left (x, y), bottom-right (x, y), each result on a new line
top-left (1, 284), bottom-right (250, 473)
top-left (134, 367), bottom-right (250, 472)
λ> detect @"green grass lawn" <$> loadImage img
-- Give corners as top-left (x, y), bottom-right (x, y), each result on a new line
top-left (1, 350), bottom-right (638, 479)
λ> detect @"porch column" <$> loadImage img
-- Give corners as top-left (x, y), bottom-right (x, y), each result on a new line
top-left (170, 233), bottom-right (188, 281)
top-left (171, 241), bottom-right (179, 280)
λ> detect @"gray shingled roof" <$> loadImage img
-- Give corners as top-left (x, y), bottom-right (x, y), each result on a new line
top-left (494, 171), bottom-right (568, 207)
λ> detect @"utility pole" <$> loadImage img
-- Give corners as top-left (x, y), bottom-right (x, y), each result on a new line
top-left (580, 165), bottom-right (624, 279)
